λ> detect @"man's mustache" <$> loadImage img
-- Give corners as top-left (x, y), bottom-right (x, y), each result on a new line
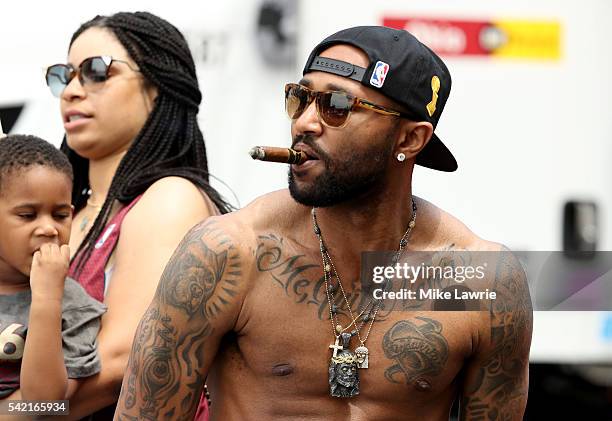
top-left (291, 135), bottom-right (328, 161)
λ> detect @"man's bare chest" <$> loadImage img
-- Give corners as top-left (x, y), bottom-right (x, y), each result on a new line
top-left (228, 280), bottom-right (475, 403)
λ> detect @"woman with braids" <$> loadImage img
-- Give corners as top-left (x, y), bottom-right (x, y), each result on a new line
top-left (41, 11), bottom-right (230, 419)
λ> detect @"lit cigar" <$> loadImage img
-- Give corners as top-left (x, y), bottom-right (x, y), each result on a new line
top-left (249, 146), bottom-right (309, 165)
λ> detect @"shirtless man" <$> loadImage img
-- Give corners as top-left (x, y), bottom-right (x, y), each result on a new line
top-left (115, 26), bottom-right (532, 420)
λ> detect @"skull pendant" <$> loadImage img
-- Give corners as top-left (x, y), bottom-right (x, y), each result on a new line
top-left (355, 345), bottom-right (369, 369)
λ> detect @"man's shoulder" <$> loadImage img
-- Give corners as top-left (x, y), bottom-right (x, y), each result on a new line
top-left (213, 189), bottom-right (305, 233)
top-left (416, 197), bottom-right (527, 282)
top-left (190, 189), bottom-right (304, 254)
top-left (416, 196), bottom-right (497, 251)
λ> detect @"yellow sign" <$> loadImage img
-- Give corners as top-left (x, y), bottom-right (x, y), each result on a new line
top-left (492, 20), bottom-right (561, 60)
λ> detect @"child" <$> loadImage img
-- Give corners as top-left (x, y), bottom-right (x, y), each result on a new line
top-left (0, 134), bottom-right (106, 400)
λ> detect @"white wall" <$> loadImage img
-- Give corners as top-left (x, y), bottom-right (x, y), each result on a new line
top-left (1, 0), bottom-right (611, 250)
top-left (298, 0), bottom-right (612, 250)
top-left (1, 0), bottom-right (296, 209)
top-left (296, 0), bottom-right (612, 363)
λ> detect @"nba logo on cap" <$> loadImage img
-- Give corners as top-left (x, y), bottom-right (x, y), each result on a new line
top-left (370, 61), bottom-right (390, 88)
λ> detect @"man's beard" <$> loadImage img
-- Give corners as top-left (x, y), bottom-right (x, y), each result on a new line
top-left (288, 129), bottom-right (396, 207)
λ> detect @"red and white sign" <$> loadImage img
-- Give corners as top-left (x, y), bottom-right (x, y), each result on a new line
top-left (383, 16), bottom-right (561, 60)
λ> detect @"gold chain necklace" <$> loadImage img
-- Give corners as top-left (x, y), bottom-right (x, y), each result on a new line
top-left (311, 199), bottom-right (417, 398)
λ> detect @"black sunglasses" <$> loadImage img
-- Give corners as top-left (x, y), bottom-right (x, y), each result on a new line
top-left (284, 83), bottom-right (414, 128)
top-left (45, 56), bottom-right (139, 98)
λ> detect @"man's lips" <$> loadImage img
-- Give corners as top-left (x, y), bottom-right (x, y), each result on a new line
top-left (292, 142), bottom-right (320, 161)
top-left (290, 147), bottom-right (321, 173)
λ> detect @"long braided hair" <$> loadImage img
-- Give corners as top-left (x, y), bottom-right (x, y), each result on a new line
top-left (63, 12), bottom-right (232, 275)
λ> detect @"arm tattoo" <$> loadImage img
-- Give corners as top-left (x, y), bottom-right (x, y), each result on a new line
top-left (460, 250), bottom-right (533, 421)
top-left (117, 220), bottom-right (240, 420)
top-left (382, 317), bottom-right (449, 384)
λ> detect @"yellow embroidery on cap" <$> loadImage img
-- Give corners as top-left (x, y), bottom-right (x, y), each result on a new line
top-left (426, 76), bottom-right (441, 117)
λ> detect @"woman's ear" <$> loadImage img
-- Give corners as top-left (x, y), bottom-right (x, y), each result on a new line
top-left (142, 83), bottom-right (159, 113)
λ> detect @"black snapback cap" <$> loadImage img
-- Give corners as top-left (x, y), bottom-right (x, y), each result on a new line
top-left (303, 26), bottom-right (457, 172)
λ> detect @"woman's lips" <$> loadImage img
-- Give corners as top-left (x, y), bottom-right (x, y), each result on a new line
top-left (64, 116), bottom-right (92, 131)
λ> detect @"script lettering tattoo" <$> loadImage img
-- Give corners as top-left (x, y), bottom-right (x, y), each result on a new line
top-left (256, 234), bottom-right (372, 320)
top-left (382, 317), bottom-right (449, 384)
top-left (254, 237), bottom-right (467, 320)
top-left (460, 249), bottom-right (533, 421)
top-left (256, 233), bottom-right (319, 303)
top-left (118, 220), bottom-right (240, 420)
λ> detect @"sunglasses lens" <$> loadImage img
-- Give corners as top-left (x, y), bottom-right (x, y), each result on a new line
top-left (285, 84), bottom-right (309, 119)
top-left (45, 65), bottom-right (71, 97)
top-left (81, 57), bottom-right (109, 85)
top-left (318, 92), bottom-right (352, 127)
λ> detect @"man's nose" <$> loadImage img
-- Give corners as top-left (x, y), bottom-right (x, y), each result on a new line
top-left (292, 100), bottom-right (323, 137)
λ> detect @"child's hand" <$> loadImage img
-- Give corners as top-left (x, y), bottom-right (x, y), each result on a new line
top-left (29, 244), bottom-right (71, 302)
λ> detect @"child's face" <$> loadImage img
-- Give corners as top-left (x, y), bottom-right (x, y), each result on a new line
top-left (0, 166), bottom-right (73, 278)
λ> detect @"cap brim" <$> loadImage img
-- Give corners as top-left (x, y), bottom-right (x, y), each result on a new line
top-left (415, 134), bottom-right (457, 172)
